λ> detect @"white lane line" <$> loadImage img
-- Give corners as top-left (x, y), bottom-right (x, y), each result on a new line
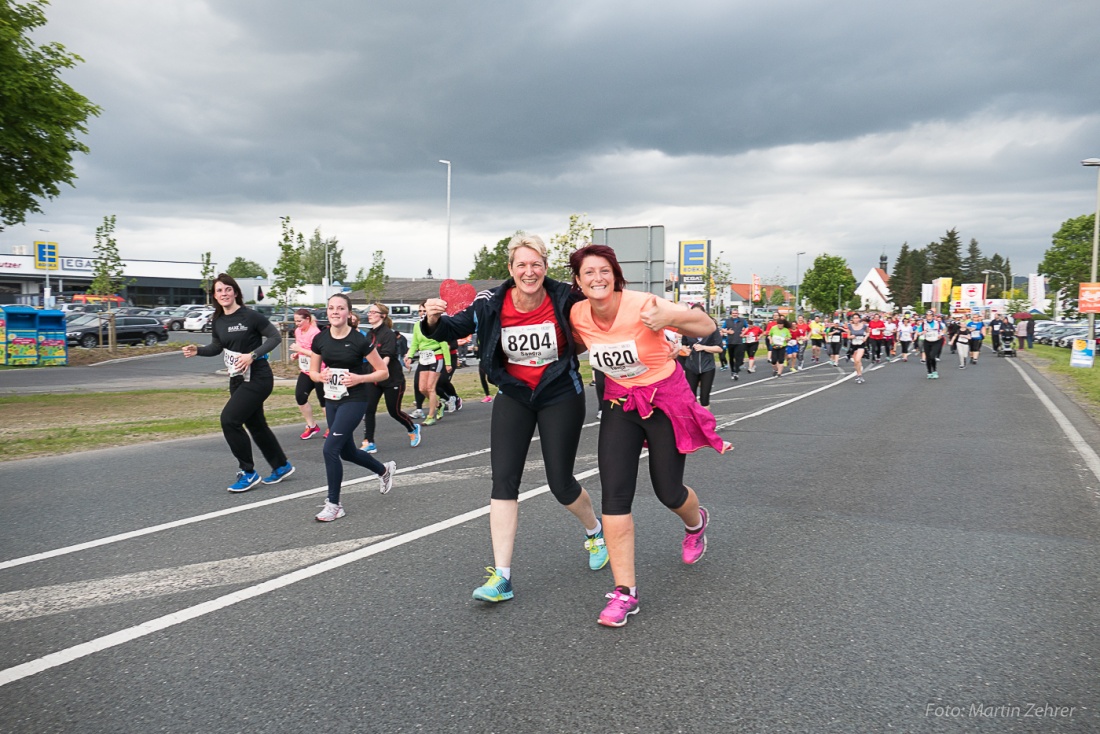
top-left (716, 370), bottom-right (857, 430)
top-left (1007, 359), bottom-right (1100, 483)
top-left (0, 448), bottom-right (489, 572)
top-left (0, 535), bottom-right (392, 624)
top-left (0, 466), bottom-right (603, 688)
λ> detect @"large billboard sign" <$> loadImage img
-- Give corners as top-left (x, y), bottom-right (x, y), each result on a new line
top-left (592, 226), bottom-right (665, 297)
top-left (678, 239), bottom-right (709, 301)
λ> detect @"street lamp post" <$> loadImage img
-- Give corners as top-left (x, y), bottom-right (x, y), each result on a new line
top-left (982, 269), bottom-right (1007, 316)
top-left (795, 251), bottom-right (806, 317)
top-left (1083, 158), bottom-right (1100, 342)
top-left (439, 159), bottom-right (451, 279)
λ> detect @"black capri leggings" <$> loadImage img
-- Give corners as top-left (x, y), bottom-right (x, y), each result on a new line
top-left (489, 390), bottom-right (585, 505)
top-left (684, 369), bottom-right (716, 407)
top-left (362, 381), bottom-right (414, 442)
top-left (923, 339), bottom-right (943, 373)
top-left (222, 367), bottom-right (288, 475)
top-left (597, 402), bottom-right (688, 516)
top-left (323, 399), bottom-right (386, 505)
top-left (295, 371), bottom-right (326, 407)
top-left (769, 346), bottom-right (786, 365)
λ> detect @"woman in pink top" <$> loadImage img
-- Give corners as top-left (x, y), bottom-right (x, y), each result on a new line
top-left (289, 308), bottom-right (326, 439)
top-left (569, 244), bottom-right (731, 628)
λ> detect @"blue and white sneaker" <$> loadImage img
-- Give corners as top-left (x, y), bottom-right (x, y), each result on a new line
top-left (585, 530), bottom-right (609, 570)
top-left (472, 567), bottom-right (514, 602)
top-left (261, 462), bottom-right (295, 485)
top-left (409, 423), bottom-right (422, 447)
top-left (360, 440), bottom-right (377, 454)
top-left (228, 470), bottom-right (261, 493)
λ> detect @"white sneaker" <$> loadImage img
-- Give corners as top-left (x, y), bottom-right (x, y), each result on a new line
top-left (596, 409), bottom-right (603, 420)
top-left (379, 460), bottom-right (396, 494)
top-left (447, 396), bottom-right (457, 413)
top-left (411, 408), bottom-right (424, 419)
top-left (315, 501), bottom-right (345, 522)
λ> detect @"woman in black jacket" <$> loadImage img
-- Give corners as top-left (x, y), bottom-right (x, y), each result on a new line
top-left (422, 234), bottom-right (608, 604)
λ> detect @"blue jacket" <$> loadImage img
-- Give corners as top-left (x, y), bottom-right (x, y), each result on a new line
top-left (420, 277), bottom-right (585, 404)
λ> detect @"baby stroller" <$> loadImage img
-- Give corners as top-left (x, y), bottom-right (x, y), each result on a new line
top-left (998, 322), bottom-right (1017, 357)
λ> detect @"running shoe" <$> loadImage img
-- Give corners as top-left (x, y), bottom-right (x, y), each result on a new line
top-left (585, 530), bottom-right (609, 570)
top-left (927, 373), bottom-right (934, 379)
top-left (228, 470), bottom-right (261, 493)
top-left (455, 396), bottom-right (463, 411)
top-left (597, 587), bottom-right (639, 627)
top-left (447, 396), bottom-right (457, 412)
top-left (300, 424), bottom-right (320, 440)
top-left (596, 409), bottom-right (603, 420)
top-left (411, 408), bottom-right (425, 419)
top-left (855, 376), bottom-right (865, 384)
top-left (409, 424), bottom-right (422, 447)
top-left (323, 429), bottom-right (330, 438)
top-left (682, 506), bottom-right (709, 564)
top-left (423, 417), bottom-right (438, 426)
top-left (261, 462), bottom-right (295, 485)
top-left (480, 395), bottom-right (493, 403)
top-left (958, 364), bottom-right (965, 369)
top-left (379, 460), bottom-right (396, 494)
top-left (932, 371), bottom-right (939, 379)
top-left (361, 440), bottom-right (377, 453)
top-left (472, 567), bottom-right (514, 602)
top-left (315, 501), bottom-right (345, 522)
top-left (436, 406), bottom-right (444, 420)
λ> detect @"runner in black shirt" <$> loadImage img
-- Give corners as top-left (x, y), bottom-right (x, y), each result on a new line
top-left (182, 273), bottom-right (293, 493)
top-left (308, 293), bottom-right (397, 522)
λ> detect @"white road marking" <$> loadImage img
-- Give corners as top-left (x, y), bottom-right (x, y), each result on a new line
top-left (1008, 359), bottom-right (1100, 483)
top-left (0, 536), bottom-right (392, 623)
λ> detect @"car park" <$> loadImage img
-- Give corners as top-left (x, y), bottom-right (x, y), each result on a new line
top-left (151, 306), bottom-right (190, 331)
top-left (66, 315), bottom-right (169, 349)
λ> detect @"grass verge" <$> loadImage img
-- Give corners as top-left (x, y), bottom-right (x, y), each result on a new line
top-left (1020, 345), bottom-right (1100, 422)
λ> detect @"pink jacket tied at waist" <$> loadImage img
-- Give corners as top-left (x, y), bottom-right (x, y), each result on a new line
top-left (603, 362), bottom-right (732, 455)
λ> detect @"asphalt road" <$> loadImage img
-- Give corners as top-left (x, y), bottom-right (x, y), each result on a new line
top-left (1, 351), bottom-right (1098, 733)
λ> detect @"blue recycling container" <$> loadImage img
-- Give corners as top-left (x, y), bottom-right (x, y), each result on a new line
top-left (36, 309), bottom-right (68, 366)
top-left (1, 305), bottom-right (39, 365)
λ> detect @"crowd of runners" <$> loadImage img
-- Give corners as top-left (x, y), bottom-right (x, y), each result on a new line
top-left (181, 252), bottom-right (1011, 628)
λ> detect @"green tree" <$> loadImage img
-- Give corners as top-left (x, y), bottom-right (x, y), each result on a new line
top-left (926, 228), bottom-right (963, 282)
top-left (548, 214), bottom-right (591, 281)
top-left (961, 238), bottom-right (985, 283)
top-left (890, 243), bottom-right (922, 310)
top-left (468, 235), bottom-right (513, 279)
top-left (225, 256), bottom-right (267, 279)
top-left (984, 253), bottom-right (1012, 299)
top-left (0, 0), bottom-right (101, 228)
top-left (351, 250), bottom-right (387, 302)
top-left (199, 251), bottom-right (215, 305)
top-left (1039, 213), bottom-right (1095, 312)
top-left (705, 255), bottom-right (732, 313)
top-left (301, 228), bottom-right (346, 284)
top-left (768, 286), bottom-right (787, 306)
top-left (88, 215), bottom-right (129, 296)
top-left (268, 216), bottom-right (306, 309)
top-left (800, 254), bottom-right (859, 313)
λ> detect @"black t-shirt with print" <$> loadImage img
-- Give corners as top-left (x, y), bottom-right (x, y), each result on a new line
top-left (311, 328), bottom-right (376, 401)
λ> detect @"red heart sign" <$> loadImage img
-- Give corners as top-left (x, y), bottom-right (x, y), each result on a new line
top-left (440, 279), bottom-right (477, 316)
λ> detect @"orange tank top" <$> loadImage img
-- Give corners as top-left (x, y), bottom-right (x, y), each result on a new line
top-left (571, 290), bottom-right (676, 388)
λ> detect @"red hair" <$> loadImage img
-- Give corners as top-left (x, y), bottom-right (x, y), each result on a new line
top-left (568, 244), bottom-right (627, 291)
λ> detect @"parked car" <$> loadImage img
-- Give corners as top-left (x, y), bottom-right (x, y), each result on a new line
top-left (183, 309), bottom-right (215, 332)
top-left (151, 306), bottom-right (190, 331)
top-left (66, 316), bottom-right (169, 349)
top-left (1054, 328), bottom-right (1090, 348)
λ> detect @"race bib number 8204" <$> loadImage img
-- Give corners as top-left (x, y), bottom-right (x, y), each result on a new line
top-left (501, 323), bottom-right (558, 366)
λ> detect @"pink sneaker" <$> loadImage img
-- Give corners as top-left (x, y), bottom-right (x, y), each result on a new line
top-left (300, 424), bottom-right (320, 440)
top-left (682, 506), bottom-right (709, 564)
top-left (480, 395), bottom-right (493, 403)
top-left (597, 587), bottom-right (639, 627)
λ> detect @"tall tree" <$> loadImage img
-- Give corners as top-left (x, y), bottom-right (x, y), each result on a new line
top-left (984, 253), bottom-right (1011, 298)
top-left (0, 0), bottom-right (101, 228)
top-left (890, 243), bottom-right (921, 310)
top-left (926, 228), bottom-right (963, 282)
top-left (800, 254), bottom-right (859, 313)
top-left (960, 238), bottom-right (985, 283)
top-left (1039, 213), bottom-right (1096, 313)
top-left (268, 216), bottom-right (306, 309)
top-left (300, 227), bottom-right (346, 284)
top-left (88, 215), bottom-right (129, 296)
top-left (548, 213), bottom-right (591, 281)
top-left (468, 235), bottom-right (513, 280)
top-left (225, 256), bottom-right (267, 279)
top-left (199, 251), bottom-right (215, 305)
top-left (352, 250), bottom-right (387, 302)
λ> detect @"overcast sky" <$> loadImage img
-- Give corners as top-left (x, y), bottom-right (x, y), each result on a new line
top-left (4, 0), bottom-right (1099, 285)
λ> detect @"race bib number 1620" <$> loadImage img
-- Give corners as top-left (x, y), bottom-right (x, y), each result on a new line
top-left (589, 340), bottom-right (648, 380)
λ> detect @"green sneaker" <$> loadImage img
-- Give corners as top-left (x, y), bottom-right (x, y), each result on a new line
top-left (585, 530), bottom-right (609, 570)
top-left (472, 566), bottom-right (513, 602)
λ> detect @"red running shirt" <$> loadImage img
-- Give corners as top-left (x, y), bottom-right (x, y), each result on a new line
top-left (499, 291), bottom-right (565, 391)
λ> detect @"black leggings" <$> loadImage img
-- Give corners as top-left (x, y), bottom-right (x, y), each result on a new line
top-left (479, 363), bottom-right (492, 396)
top-left (871, 340), bottom-right (887, 360)
top-left (594, 370), bottom-right (606, 404)
top-left (828, 340), bottom-right (843, 356)
top-left (745, 343), bottom-right (759, 359)
top-left (727, 343), bottom-right (745, 372)
top-left (437, 367), bottom-right (457, 401)
top-left (923, 339), bottom-right (943, 373)
top-left (769, 347), bottom-right (786, 365)
top-left (489, 390), bottom-right (585, 505)
top-left (684, 369), bottom-right (716, 407)
top-left (295, 371), bottom-right (326, 408)
top-left (362, 380), bottom-right (415, 442)
top-left (598, 403), bottom-right (688, 516)
top-left (323, 399), bottom-right (385, 504)
top-left (222, 370), bottom-right (288, 474)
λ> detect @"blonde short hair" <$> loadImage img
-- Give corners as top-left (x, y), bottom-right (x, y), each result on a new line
top-left (508, 234), bottom-right (548, 266)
